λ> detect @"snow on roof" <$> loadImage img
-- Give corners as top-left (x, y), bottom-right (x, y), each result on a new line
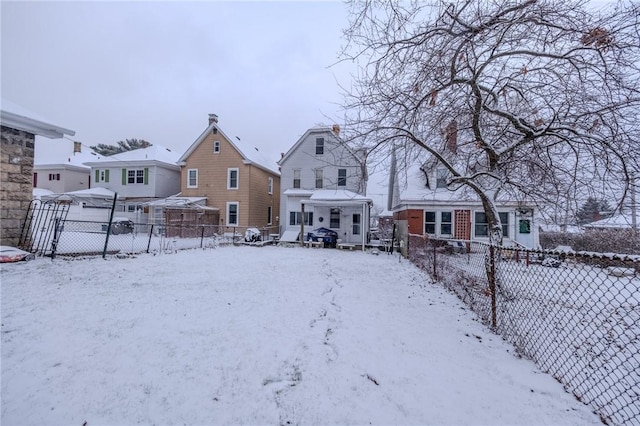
top-left (34, 136), bottom-right (96, 169)
top-left (179, 119), bottom-right (280, 175)
top-left (395, 164), bottom-right (531, 206)
top-left (84, 144), bottom-right (180, 167)
top-left (65, 187), bottom-right (117, 198)
top-left (33, 188), bottom-right (54, 199)
top-left (145, 197), bottom-right (216, 210)
top-left (283, 188), bottom-right (314, 197)
top-left (584, 213), bottom-right (638, 229)
top-left (309, 189), bottom-right (371, 202)
top-left (0, 98), bottom-right (75, 139)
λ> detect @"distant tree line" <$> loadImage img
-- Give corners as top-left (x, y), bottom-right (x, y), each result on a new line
top-left (91, 138), bottom-right (151, 156)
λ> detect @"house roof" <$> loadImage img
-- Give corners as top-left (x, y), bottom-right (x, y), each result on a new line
top-left (302, 189), bottom-right (372, 206)
top-left (584, 213), bottom-right (638, 229)
top-left (278, 126), bottom-right (338, 166)
top-left (65, 187), bottom-right (117, 198)
top-left (393, 163), bottom-right (532, 208)
top-left (0, 99), bottom-right (75, 139)
top-left (34, 136), bottom-right (96, 170)
top-left (178, 118), bottom-right (279, 175)
top-left (144, 196), bottom-right (217, 210)
top-left (83, 144), bottom-right (180, 169)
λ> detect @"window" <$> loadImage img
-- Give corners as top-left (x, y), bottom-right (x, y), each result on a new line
top-left (424, 211), bottom-right (436, 234)
top-left (267, 206), bottom-right (272, 225)
top-left (315, 137), bottom-right (324, 155)
top-left (500, 212), bottom-right (509, 237)
top-left (330, 208), bottom-right (340, 228)
top-left (338, 169), bottom-right (347, 187)
top-left (268, 177), bottom-right (273, 194)
top-left (127, 169), bottom-right (144, 184)
top-left (352, 213), bottom-right (361, 235)
top-left (95, 169), bottom-right (109, 183)
top-left (441, 211), bottom-right (452, 235)
top-left (519, 219), bottom-right (531, 234)
top-left (227, 202), bottom-right (239, 226)
top-left (315, 169), bottom-right (323, 189)
top-left (48, 173), bottom-right (61, 181)
top-left (293, 169), bottom-right (301, 189)
top-left (213, 141), bottom-right (220, 153)
top-left (289, 211), bottom-right (313, 226)
top-left (436, 168), bottom-right (448, 188)
top-left (475, 212), bottom-right (509, 237)
top-left (187, 169), bottom-right (198, 188)
top-left (228, 168), bottom-right (239, 189)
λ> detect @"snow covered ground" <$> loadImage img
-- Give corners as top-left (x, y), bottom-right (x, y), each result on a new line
top-left (1, 246), bottom-right (600, 425)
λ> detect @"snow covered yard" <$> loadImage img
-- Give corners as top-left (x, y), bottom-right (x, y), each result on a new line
top-left (1, 246), bottom-right (600, 425)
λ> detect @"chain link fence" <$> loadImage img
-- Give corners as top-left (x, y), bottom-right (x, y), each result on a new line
top-left (31, 217), bottom-right (280, 258)
top-left (408, 234), bottom-right (639, 425)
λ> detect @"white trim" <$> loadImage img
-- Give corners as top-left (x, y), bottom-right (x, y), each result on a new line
top-left (226, 202), bottom-right (239, 226)
top-left (227, 168), bottom-right (239, 190)
top-left (268, 177), bottom-right (273, 194)
top-left (213, 140), bottom-right (220, 153)
top-left (187, 169), bottom-right (198, 188)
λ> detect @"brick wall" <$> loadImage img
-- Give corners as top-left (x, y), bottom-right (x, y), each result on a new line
top-left (1, 125), bottom-right (35, 246)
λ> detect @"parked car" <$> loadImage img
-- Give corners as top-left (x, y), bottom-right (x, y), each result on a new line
top-left (306, 227), bottom-right (338, 248)
top-left (110, 217), bottom-right (134, 235)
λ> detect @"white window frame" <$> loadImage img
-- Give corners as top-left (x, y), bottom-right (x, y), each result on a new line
top-left (227, 168), bottom-right (239, 190)
top-left (315, 137), bottom-right (324, 155)
top-left (99, 170), bottom-right (106, 182)
top-left (436, 168), bottom-right (448, 188)
top-left (187, 169), bottom-right (198, 188)
top-left (128, 168), bottom-right (144, 184)
top-left (338, 169), bottom-right (347, 187)
top-left (440, 211), bottom-right (453, 235)
top-left (268, 177), bottom-right (273, 194)
top-left (227, 202), bottom-right (239, 226)
top-left (213, 140), bottom-right (220, 153)
top-left (315, 168), bottom-right (323, 189)
top-left (424, 211), bottom-right (436, 235)
top-left (293, 169), bottom-right (301, 189)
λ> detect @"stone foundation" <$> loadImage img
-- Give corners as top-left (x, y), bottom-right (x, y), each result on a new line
top-left (1, 125), bottom-right (35, 247)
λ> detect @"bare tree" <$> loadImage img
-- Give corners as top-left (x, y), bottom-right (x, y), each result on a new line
top-left (340, 0), bottom-right (640, 244)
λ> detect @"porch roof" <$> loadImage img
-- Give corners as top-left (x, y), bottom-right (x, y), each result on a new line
top-left (301, 189), bottom-right (372, 207)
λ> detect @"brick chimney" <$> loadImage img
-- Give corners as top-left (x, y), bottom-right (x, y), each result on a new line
top-left (332, 124), bottom-right (340, 136)
top-left (208, 114), bottom-right (219, 125)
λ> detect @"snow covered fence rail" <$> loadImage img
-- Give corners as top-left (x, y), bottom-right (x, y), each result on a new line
top-left (408, 235), bottom-right (640, 426)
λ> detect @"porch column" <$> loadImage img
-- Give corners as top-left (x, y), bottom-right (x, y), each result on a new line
top-left (300, 202), bottom-right (305, 247)
top-left (362, 203), bottom-right (366, 251)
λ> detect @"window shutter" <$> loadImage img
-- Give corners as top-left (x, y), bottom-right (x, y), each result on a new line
top-left (95, 170), bottom-right (99, 183)
top-left (144, 168), bottom-right (149, 185)
top-left (122, 168), bottom-right (127, 185)
top-left (105, 169), bottom-right (110, 183)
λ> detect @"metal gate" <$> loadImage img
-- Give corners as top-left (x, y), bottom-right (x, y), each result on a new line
top-left (18, 200), bottom-right (70, 256)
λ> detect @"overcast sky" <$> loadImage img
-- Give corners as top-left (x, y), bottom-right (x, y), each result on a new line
top-left (1, 1), bottom-right (358, 160)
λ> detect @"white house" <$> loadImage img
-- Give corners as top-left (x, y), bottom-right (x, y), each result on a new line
top-left (83, 144), bottom-right (181, 203)
top-left (278, 126), bottom-right (372, 248)
top-left (389, 161), bottom-right (540, 249)
top-left (33, 135), bottom-right (96, 193)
